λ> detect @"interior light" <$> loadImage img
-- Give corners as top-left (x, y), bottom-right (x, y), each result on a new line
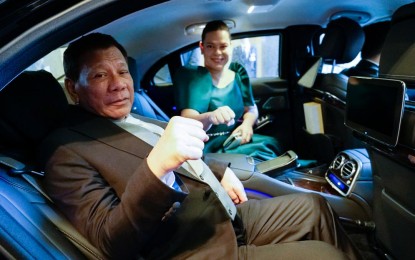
top-left (243, 0), bottom-right (280, 13)
top-left (247, 5), bottom-right (255, 13)
top-left (185, 20), bottom-right (235, 35)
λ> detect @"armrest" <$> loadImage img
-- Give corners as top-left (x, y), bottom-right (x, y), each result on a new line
top-left (255, 150), bottom-right (298, 177)
top-left (204, 150), bottom-right (298, 179)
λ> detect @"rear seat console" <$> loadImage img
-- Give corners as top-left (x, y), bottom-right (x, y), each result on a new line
top-left (325, 149), bottom-right (373, 204)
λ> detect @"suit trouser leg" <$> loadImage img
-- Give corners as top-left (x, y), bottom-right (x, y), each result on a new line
top-left (236, 193), bottom-right (362, 260)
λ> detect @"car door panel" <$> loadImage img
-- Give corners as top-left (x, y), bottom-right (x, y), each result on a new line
top-left (251, 78), bottom-right (294, 151)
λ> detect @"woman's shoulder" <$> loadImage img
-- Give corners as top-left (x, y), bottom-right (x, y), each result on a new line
top-left (173, 65), bottom-right (212, 87)
top-left (228, 62), bottom-right (247, 74)
top-left (228, 62), bottom-right (250, 87)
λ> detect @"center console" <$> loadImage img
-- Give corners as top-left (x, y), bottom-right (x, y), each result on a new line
top-left (325, 149), bottom-right (373, 202)
top-left (205, 148), bottom-right (373, 221)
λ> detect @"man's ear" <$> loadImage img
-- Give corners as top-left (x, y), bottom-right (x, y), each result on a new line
top-left (65, 78), bottom-right (79, 104)
top-left (199, 41), bottom-right (204, 54)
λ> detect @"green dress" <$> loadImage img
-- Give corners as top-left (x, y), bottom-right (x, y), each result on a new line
top-left (173, 62), bottom-right (281, 161)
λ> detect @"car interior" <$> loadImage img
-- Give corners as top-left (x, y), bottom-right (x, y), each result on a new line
top-left (1, 0), bottom-right (415, 259)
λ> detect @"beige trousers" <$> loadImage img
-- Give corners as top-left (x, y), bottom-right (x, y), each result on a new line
top-left (237, 193), bottom-right (362, 260)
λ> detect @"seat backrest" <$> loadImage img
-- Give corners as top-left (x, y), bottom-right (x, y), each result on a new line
top-left (315, 17), bottom-right (365, 66)
top-left (0, 70), bottom-right (68, 162)
top-left (379, 4), bottom-right (415, 100)
top-left (132, 90), bottom-right (170, 121)
top-left (368, 3), bottom-right (415, 259)
top-left (0, 70), bottom-right (104, 259)
top-left (313, 17), bottom-right (365, 100)
top-left (300, 18), bottom-right (365, 163)
top-left (128, 57), bottom-right (170, 121)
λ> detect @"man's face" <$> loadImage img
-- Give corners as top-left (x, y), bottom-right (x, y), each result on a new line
top-left (200, 29), bottom-right (232, 72)
top-left (70, 46), bottom-right (134, 120)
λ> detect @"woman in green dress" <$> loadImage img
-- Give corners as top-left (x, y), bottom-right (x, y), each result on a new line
top-left (173, 20), bottom-right (281, 161)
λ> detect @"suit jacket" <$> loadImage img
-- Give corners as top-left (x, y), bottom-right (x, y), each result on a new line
top-left (341, 59), bottom-right (379, 78)
top-left (38, 106), bottom-right (240, 259)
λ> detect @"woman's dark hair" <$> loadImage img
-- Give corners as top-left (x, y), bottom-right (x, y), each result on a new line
top-left (63, 33), bottom-right (128, 81)
top-left (201, 20), bottom-right (231, 42)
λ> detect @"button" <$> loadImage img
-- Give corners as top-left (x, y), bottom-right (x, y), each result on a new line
top-left (172, 202), bottom-right (181, 210)
top-left (162, 202), bottom-right (181, 222)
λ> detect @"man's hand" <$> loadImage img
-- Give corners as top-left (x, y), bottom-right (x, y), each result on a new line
top-left (147, 116), bottom-right (208, 178)
top-left (208, 106), bottom-right (236, 126)
top-left (221, 167), bottom-right (248, 204)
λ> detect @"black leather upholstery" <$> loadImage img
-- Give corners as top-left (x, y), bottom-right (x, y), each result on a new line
top-left (132, 90), bottom-right (170, 121)
top-left (302, 18), bottom-right (365, 163)
top-left (379, 3), bottom-right (415, 80)
top-left (379, 3), bottom-right (415, 100)
top-left (315, 17), bottom-right (365, 64)
top-left (313, 73), bottom-right (349, 101)
top-left (128, 57), bottom-right (169, 121)
top-left (0, 70), bottom-right (68, 161)
top-left (368, 3), bottom-right (415, 259)
top-left (0, 70), bottom-right (103, 259)
top-left (313, 17), bottom-right (364, 100)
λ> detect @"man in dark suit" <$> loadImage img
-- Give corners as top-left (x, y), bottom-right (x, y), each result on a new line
top-left (39, 33), bottom-right (361, 259)
top-left (342, 21), bottom-right (390, 78)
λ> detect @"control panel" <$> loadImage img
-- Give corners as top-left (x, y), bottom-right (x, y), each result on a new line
top-left (325, 149), bottom-right (372, 197)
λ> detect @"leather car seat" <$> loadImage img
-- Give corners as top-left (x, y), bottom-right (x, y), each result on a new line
top-left (301, 18), bottom-right (365, 163)
top-left (128, 57), bottom-right (169, 121)
top-left (0, 70), bottom-right (104, 259)
top-left (313, 17), bottom-right (365, 101)
top-left (379, 5), bottom-right (415, 100)
top-left (366, 3), bottom-right (415, 259)
top-left (0, 70), bottom-right (68, 162)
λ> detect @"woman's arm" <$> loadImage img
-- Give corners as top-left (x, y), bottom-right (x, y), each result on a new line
top-left (181, 106), bottom-right (236, 131)
top-left (232, 104), bottom-right (258, 144)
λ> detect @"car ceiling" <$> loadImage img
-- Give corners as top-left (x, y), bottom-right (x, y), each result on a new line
top-left (1, 0), bottom-right (414, 89)
top-left (94, 0), bottom-right (414, 83)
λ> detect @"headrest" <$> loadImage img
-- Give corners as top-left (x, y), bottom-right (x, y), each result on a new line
top-left (128, 57), bottom-right (139, 91)
top-left (315, 17), bottom-right (365, 64)
top-left (379, 2), bottom-right (415, 81)
top-left (360, 21), bottom-right (390, 60)
top-left (0, 70), bottom-right (68, 157)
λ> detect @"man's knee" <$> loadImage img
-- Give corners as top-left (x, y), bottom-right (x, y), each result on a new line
top-left (294, 193), bottom-right (327, 208)
top-left (238, 240), bottom-right (348, 260)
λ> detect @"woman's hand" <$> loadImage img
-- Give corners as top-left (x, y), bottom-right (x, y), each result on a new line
top-left (208, 106), bottom-right (235, 126)
top-left (232, 122), bottom-right (254, 144)
top-left (221, 167), bottom-right (248, 205)
top-left (232, 105), bottom-right (257, 144)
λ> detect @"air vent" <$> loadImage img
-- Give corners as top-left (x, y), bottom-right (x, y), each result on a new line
top-left (331, 154), bottom-right (346, 170)
top-left (341, 161), bottom-right (357, 179)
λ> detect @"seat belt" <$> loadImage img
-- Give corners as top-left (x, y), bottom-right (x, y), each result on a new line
top-left (0, 154), bottom-right (104, 260)
top-left (0, 155), bottom-right (52, 201)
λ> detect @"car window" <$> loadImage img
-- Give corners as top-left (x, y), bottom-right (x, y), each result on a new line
top-left (25, 47), bottom-right (67, 80)
top-left (153, 34), bottom-right (280, 86)
top-left (25, 46), bottom-right (75, 103)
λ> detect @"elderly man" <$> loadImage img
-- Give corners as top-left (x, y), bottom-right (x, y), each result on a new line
top-left (38, 33), bottom-right (361, 259)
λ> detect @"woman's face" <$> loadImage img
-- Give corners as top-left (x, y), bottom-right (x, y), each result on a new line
top-left (200, 29), bottom-right (232, 73)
